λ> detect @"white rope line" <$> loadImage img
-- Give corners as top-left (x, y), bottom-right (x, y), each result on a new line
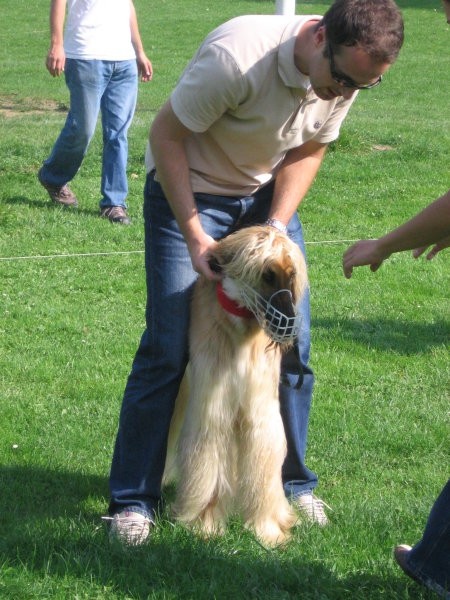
top-left (0, 240), bottom-right (358, 262)
top-left (0, 30), bottom-right (48, 38)
top-left (306, 239), bottom-right (359, 245)
top-left (0, 250), bottom-right (145, 262)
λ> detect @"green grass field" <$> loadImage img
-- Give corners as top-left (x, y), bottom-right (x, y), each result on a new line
top-left (0, 1), bottom-right (449, 598)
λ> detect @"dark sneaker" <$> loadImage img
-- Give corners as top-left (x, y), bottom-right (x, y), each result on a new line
top-left (394, 544), bottom-right (450, 597)
top-left (394, 545), bottom-right (421, 584)
top-left (37, 168), bottom-right (78, 207)
top-left (100, 206), bottom-right (131, 225)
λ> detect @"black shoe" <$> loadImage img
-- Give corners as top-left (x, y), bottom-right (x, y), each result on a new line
top-left (394, 545), bottom-right (421, 584)
top-left (394, 544), bottom-right (450, 597)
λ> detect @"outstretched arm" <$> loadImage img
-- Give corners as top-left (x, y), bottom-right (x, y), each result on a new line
top-left (343, 189), bottom-right (450, 278)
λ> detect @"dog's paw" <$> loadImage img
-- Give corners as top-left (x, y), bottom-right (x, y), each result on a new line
top-left (195, 505), bottom-right (227, 537)
top-left (247, 517), bottom-right (293, 548)
top-left (192, 520), bottom-right (226, 539)
top-left (175, 503), bottom-right (227, 538)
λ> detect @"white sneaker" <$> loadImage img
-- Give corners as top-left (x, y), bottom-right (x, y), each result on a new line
top-left (107, 510), bottom-right (153, 546)
top-left (295, 493), bottom-right (330, 526)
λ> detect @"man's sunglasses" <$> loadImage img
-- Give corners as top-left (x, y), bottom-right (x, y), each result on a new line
top-left (327, 42), bottom-right (382, 90)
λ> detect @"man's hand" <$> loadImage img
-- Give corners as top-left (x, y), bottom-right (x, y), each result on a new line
top-left (187, 232), bottom-right (221, 281)
top-left (46, 44), bottom-right (65, 77)
top-left (343, 233), bottom-right (450, 278)
top-left (136, 51), bottom-right (153, 82)
top-left (413, 235), bottom-right (450, 260)
top-left (342, 239), bottom-right (389, 279)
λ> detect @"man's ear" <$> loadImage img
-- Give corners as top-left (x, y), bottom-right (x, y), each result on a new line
top-left (314, 24), bottom-right (327, 49)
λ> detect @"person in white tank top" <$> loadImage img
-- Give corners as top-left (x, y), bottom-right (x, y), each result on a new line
top-left (38, 0), bottom-right (153, 224)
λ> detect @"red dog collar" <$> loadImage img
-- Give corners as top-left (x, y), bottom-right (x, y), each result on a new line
top-left (216, 282), bottom-right (254, 318)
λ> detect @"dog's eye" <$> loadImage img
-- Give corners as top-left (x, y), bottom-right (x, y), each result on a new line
top-left (208, 258), bottom-right (222, 273)
top-left (262, 270), bottom-right (276, 286)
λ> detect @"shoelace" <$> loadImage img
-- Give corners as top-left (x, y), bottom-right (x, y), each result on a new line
top-left (103, 207), bottom-right (125, 217)
top-left (297, 495), bottom-right (332, 520)
top-left (59, 186), bottom-right (73, 198)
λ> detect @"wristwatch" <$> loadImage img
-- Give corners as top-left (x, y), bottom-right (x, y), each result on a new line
top-left (265, 218), bottom-right (288, 234)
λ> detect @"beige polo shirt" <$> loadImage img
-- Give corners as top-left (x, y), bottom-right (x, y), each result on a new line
top-left (146, 14), bottom-right (357, 195)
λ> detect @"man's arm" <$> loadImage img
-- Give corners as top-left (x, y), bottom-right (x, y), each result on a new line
top-left (443, 0), bottom-right (450, 24)
top-left (343, 189), bottom-right (450, 278)
top-left (268, 140), bottom-right (328, 228)
top-left (46, 0), bottom-right (67, 77)
top-left (149, 100), bottom-right (219, 280)
top-left (129, 0), bottom-right (153, 82)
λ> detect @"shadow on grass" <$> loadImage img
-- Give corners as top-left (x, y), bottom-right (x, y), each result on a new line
top-left (0, 465), bottom-right (430, 598)
top-left (313, 317), bottom-right (449, 355)
top-left (5, 194), bottom-right (100, 218)
top-left (376, 0), bottom-right (440, 8)
top-left (247, 0), bottom-right (440, 9)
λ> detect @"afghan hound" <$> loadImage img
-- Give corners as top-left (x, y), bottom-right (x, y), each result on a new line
top-left (163, 225), bottom-right (308, 546)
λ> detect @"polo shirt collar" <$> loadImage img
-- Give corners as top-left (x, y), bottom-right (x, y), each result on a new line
top-left (278, 16), bottom-right (321, 91)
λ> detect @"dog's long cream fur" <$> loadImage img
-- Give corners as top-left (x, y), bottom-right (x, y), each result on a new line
top-left (164, 225), bottom-right (308, 546)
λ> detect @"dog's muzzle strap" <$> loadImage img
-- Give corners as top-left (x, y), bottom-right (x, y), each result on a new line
top-left (280, 344), bottom-right (304, 390)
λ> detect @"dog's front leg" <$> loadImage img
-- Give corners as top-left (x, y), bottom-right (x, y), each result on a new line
top-left (173, 374), bottom-right (236, 537)
top-left (238, 395), bottom-right (297, 547)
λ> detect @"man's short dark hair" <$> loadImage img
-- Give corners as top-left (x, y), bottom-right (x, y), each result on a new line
top-left (322, 0), bottom-right (404, 63)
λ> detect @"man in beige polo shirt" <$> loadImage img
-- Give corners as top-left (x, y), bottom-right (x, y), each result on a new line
top-left (108, 0), bottom-right (404, 545)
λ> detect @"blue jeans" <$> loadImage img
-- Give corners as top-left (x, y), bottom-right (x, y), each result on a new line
top-left (109, 172), bottom-right (318, 519)
top-left (406, 479), bottom-right (450, 598)
top-left (40, 58), bottom-right (138, 208)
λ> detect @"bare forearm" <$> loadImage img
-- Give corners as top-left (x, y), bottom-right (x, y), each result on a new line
top-left (129, 0), bottom-right (144, 54)
top-left (129, 0), bottom-right (153, 80)
top-left (49, 0), bottom-right (66, 46)
top-left (46, 0), bottom-right (66, 76)
top-left (150, 103), bottom-right (200, 242)
top-left (343, 189), bottom-right (450, 278)
top-left (377, 190), bottom-right (450, 255)
top-left (150, 134), bottom-right (202, 245)
top-left (149, 101), bottom-right (217, 277)
top-left (270, 142), bottom-right (327, 225)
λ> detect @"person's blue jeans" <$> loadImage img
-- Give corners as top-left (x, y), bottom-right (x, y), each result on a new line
top-left (405, 479), bottom-right (450, 598)
top-left (40, 58), bottom-right (138, 208)
top-left (109, 171), bottom-right (318, 519)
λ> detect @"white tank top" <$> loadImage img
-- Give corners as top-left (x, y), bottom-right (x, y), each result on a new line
top-left (64, 0), bottom-right (136, 60)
